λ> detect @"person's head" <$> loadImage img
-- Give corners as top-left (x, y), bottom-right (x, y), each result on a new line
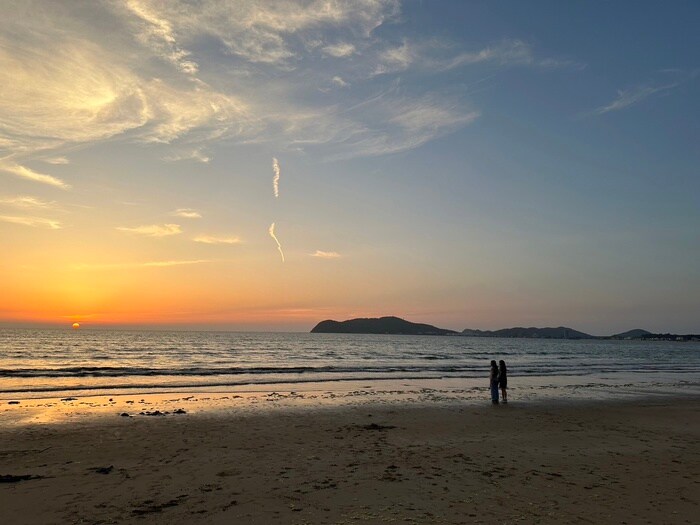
top-left (490, 360), bottom-right (497, 369)
top-left (499, 360), bottom-right (506, 372)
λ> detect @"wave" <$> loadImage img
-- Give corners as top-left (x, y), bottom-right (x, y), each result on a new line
top-left (1, 365), bottom-right (478, 378)
top-left (1, 362), bottom-right (696, 379)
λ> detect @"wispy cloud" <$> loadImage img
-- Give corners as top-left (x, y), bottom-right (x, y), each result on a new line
top-left (0, 163), bottom-right (70, 189)
top-left (0, 2), bottom-right (572, 166)
top-left (374, 40), bottom-right (413, 75)
top-left (272, 157), bottom-right (281, 198)
top-left (173, 208), bottom-right (202, 219)
top-left (0, 196), bottom-right (56, 209)
top-left (0, 12), bottom-right (253, 156)
top-left (322, 42), bottom-right (357, 58)
top-left (124, 0), bottom-right (198, 75)
top-left (150, 0), bottom-right (400, 66)
top-left (116, 223), bottom-right (182, 237)
top-left (308, 94), bottom-right (481, 158)
top-left (193, 235), bottom-right (241, 245)
top-left (269, 222), bottom-right (285, 262)
top-left (310, 250), bottom-right (341, 258)
top-left (73, 259), bottom-right (213, 270)
top-left (43, 156), bottom-right (70, 165)
top-left (375, 39), bottom-right (583, 75)
top-left (0, 215), bottom-right (62, 229)
top-left (163, 148), bottom-right (211, 163)
top-left (441, 39), bottom-right (543, 69)
top-left (595, 83), bottom-right (678, 114)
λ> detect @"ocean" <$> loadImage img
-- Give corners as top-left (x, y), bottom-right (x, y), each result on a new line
top-left (1, 329), bottom-right (699, 401)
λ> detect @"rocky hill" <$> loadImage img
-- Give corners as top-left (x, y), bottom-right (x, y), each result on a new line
top-left (311, 316), bottom-right (457, 335)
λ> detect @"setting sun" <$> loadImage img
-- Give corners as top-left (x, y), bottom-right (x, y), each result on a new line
top-left (72, 322), bottom-right (80, 329)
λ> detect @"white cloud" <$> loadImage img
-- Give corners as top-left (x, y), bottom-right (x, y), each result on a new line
top-left (116, 223), bottom-right (182, 237)
top-left (272, 157), bottom-right (281, 198)
top-left (0, 163), bottom-right (70, 189)
top-left (269, 222), bottom-right (285, 262)
top-left (595, 84), bottom-right (678, 114)
top-left (310, 250), bottom-right (341, 258)
top-left (332, 76), bottom-right (349, 87)
top-left (173, 208), bottom-right (202, 219)
top-left (193, 235), bottom-right (241, 244)
top-left (0, 196), bottom-right (56, 209)
top-left (322, 43), bottom-right (357, 58)
top-left (0, 215), bottom-right (62, 229)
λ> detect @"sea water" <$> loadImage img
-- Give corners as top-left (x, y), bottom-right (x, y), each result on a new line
top-left (1, 329), bottom-right (698, 400)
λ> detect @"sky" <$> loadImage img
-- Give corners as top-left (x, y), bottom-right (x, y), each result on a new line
top-left (1, 0), bottom-right (698, 334)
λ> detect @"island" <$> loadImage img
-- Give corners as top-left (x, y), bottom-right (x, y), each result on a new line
top-left (461, 326), bottom-right (594, 339)
top-left (310, 317), bottom-right (698, 340)
top-left (311, 316), bottom-right (457, 335)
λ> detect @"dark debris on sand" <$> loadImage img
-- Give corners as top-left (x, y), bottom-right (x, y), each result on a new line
top-left (0, 474), bottom-right (44, 483)
top-left (131, 495), bottom-right (188, 515)
top-left (89, 465), bottom-right (114, 475)
top-left (360, 423), bottom-right (396, 431)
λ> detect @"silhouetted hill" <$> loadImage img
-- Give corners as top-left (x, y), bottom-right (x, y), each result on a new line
top-left (610, 329), bottom-right (652, 339)
top-left (461, 326), bottom-right (594, 339)
top-left (311, 316), bottom-right (457, 335)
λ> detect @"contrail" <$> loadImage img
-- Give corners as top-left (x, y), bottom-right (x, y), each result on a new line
top-left (268, 222), bottom-right (285, 262)
top-left (272, 157), bottom-right (280, 198)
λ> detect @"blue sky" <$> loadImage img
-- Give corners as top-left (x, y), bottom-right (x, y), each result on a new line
top-left (0, 1), bottom-right (698, 333)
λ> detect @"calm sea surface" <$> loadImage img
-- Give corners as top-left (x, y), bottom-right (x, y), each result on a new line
top-left (1, 329), bottom-right (699, 398)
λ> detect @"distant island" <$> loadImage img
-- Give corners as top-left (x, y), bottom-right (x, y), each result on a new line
top-left (311, 316), bottom-right (457, 336)
top-left (462, 326), bottom-right (594, 339)
top-left (310, 317), bottom-right (699, 340)
top-left (461, 327), bottom-right (656, 339)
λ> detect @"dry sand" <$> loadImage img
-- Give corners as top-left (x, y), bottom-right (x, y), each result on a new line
top-left (1, 398), bottom-right (698, 524)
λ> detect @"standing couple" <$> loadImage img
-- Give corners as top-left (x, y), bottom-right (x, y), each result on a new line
top-left (489, 360), bottom-right (507, 404)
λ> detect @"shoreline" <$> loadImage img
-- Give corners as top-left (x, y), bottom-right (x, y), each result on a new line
top-left (1, 397), bottom-right (698, 524)
top-left (2, 376), bottom-right (699, 427)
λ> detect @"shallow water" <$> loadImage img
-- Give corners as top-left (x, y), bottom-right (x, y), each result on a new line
top-left (1, 329), bottom-right (698, 399)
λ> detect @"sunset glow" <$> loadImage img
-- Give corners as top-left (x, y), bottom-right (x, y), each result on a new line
top-left (1, 1), bottom-right (698, 333)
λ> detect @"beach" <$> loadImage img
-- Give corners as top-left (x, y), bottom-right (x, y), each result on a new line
top-left (1, 395), bottom-right (698, 524)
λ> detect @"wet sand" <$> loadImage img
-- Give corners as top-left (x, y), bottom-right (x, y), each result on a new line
top-left (1, 398), bottom-right (698, 524)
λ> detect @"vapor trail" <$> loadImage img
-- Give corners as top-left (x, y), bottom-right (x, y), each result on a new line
top-left (268, 222), bottom-right (285, 262)
top-left (272, 157), bottom-right (280, 198)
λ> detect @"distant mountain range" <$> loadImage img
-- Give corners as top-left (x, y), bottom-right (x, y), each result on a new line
top-left (461, 326), bottom-right (595, 339)
top-left (309, 317), bottom-right (689, 340)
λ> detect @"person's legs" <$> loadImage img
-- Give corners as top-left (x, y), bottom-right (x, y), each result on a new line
top-left (491, 384), bottom-right (499, 404)
top-left (501, 387), bottom-right (507, 403)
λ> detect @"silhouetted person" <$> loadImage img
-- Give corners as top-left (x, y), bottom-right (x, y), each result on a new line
top-left (489, 360), bottom-right (499, 404)
top-left (498, 360), bottom-right (508, 403)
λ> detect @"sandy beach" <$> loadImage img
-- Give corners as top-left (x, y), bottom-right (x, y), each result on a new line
top-left (1, 396), bottom-right (698, 524)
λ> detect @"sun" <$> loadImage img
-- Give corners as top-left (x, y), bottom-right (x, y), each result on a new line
top-left (72, 322), bottom-right (80, 329)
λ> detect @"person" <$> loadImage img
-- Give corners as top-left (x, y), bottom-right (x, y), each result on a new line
top-left (498, 360), bottom-right (508, 404)
top-left (489, 360), bottom-right (499, 404)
